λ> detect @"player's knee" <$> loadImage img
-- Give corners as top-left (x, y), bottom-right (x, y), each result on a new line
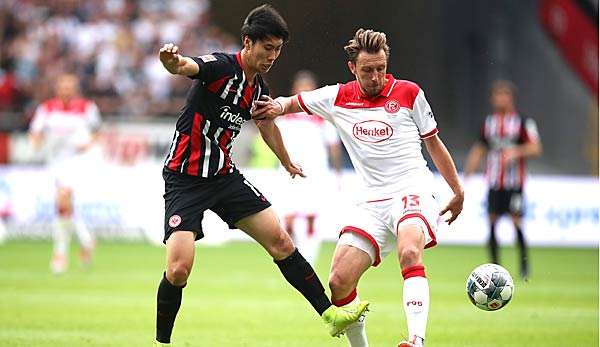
top-left (167, 262), bottom-right (192, 285)
top-left (399, 245), bottom-right (421, 268)
top-left (269, 229), bottom-right (295, 258)
top-left (328, 269), bottom-right (352, 293)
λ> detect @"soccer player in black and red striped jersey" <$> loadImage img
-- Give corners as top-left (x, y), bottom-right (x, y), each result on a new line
top-left (465, 80), bottom-right (542, 281)
top-left (153, 5), bottom-right (368, 346)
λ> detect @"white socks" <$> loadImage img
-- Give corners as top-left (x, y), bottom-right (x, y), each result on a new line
top-left (345, 297), bottom-right (368, 347)
top-left (51, 216), bottom-right (94, 273)
top-left (333, 289), bottom-right (369, 347)
top-left (401, 265), bottom-right (429, 344)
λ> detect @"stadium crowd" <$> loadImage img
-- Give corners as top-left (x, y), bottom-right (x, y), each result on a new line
top-left (0, 0), bottom-right (238, 122)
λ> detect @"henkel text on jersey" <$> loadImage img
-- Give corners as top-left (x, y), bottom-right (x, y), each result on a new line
top-left (298, 75), bottom-right (438, 200)
top-left (164, 52), bottom-right (269, 177)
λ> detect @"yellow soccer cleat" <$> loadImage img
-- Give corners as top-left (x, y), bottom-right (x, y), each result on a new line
top-left (322, 300), bottom-right (370, 337)
top-left (153, 340), bottom-right (171, 346)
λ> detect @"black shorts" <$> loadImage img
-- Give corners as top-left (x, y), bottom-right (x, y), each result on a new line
top-left (487, 188), bottom-right (524, 216)
top-left (162, 168), bottom-right (271, 243)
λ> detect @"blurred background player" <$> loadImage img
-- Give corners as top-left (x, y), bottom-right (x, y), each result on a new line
top-left (464, 80), bottom-right (542, 281)
top-left (29, 73), bottom-right (102, 274)
top-left (275, 70), bottom-right (342, 266)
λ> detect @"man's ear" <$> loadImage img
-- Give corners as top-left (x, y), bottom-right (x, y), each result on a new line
top-left (347, 61), bottom-right (356, 75)
top-left (242, 36), bottom-right (253, 50)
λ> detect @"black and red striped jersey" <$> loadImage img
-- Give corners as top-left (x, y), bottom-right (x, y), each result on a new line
top-left (164, 52), bottom-right (269, 177)
top-left (479, 113), bottom-right (539, 190)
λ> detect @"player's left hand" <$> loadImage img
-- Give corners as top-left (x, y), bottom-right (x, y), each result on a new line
top-left (439, 191), bottom-right (464, 225)
top-left (502, 147), bottom-right (520, 165)
top-left (252, 95), bottom-right (283, 120)
top-left (284, 162), bottom-right (306, 179)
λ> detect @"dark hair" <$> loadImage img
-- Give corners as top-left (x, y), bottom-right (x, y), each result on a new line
top-left (344, 28), bottom-right (390, 63)
top-left (240, 4), bottom-right (289, 43)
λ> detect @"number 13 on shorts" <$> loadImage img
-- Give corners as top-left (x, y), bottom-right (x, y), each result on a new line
top-left (402, 194), bottom-right (420, 210)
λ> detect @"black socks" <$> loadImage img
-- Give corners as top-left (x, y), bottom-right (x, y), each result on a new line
top-left (156, 272), bottom-right (185, 343)
top-left (488, 223), bottom-right (499, 264)
top-left (274, 248), bottom-right (332, 315)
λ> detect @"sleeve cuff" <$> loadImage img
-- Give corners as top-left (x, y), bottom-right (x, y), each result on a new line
top-left (297, 93), bottom-right (313, 115)
top-left (419, 128), bottom-right (439, 139)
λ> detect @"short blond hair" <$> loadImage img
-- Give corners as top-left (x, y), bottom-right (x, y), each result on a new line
top-left (344, 28), bottom-right (390, 63)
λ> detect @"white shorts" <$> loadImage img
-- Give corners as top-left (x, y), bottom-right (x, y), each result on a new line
top-left (338, 187), bottom-right (441, 267)
top-left (49, 153), bottom-right (92, 189)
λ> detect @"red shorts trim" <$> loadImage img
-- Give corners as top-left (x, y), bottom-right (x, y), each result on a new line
top-left (396, 213), bottom-right (437, 249)
top-left (366, 197), bottom-right (393, 203)
top-left (339, 226), bottom-right (382, 266)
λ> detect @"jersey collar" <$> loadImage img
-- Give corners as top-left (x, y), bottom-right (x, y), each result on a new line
top-left (235, 52), bottom-right (244, 69)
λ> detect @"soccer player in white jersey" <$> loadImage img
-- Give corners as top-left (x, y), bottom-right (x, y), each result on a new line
top-left (29, 74), bottom-right (101, 274)
top-left (275, 70), bottom-right (342, 266)
top-left (253, 29), bottom-right (464, 347)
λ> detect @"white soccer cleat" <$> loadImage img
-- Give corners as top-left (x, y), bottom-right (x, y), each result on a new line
top-left (50, 254), bottom-right (67, 274)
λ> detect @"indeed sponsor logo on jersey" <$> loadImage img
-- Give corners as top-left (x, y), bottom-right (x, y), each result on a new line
top-left (219, 106), bottom-right (245, 128)
top-left (352, 120), bottom-right (393, 143)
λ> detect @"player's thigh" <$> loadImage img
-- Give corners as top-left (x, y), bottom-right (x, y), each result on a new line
top-left (392, 190), bottom-right (440, 251)
top-left (338, 202), bottom-right (392, 267)
top-left (163, 169), bottom-right (216, 244)
top-left (396, 224), bottom-right (426, 267)
top-left (56, 185), bottom-right (73, 206)
top-left (165, 231), bottom-right (196, 278)
top-left (329, 243), bottom-right (372, 289)
top-left (235, 206), bottom-right (294, 259)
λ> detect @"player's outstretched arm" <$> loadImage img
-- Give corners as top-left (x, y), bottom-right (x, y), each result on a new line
top-left (158, 43), bottom-right (200, 76)
top-left (255, 119), bottom-right (305, 178)
top-left (463, 142), bottom-right (487, 179)
top-left (251, 95), bottom-right (303, 120)
top-left (424, 135), bottom-right (464, 224)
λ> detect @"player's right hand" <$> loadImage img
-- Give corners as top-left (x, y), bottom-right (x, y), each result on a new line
top-left (159, 43), bottom-right (182, 72)
top-left (284, 162), bottom-right (306, 179)
top-left (252, 95), bottom-right (283, 120)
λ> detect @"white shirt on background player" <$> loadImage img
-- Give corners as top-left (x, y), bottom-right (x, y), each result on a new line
top-left (275, 112), bottom-right (339, 176)
top-left (30, 98), bottom-right (101, 163)
top-left (298, 77), bottom-right (438, 202)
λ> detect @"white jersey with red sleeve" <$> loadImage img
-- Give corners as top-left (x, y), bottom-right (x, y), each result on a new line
top-left (298, 75), bottom-right (438, 202)
top-left (30, 97), bottom-right (101, 162)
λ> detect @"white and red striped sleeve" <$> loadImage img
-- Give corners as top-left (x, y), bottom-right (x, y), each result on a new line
top-left (521, 118), bottom-right (540, 143)
top-left (85, 101), bottom-right (102, 131)
top-left (297, 84), bottom-right (338, 123)
top-left (29, 103), bottom-right (48, 134)
top-left (411, 89), bottom-right (438, 139)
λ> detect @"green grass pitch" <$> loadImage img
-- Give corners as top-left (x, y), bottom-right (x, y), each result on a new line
top-left (0, 241), bottom-right (597, 346)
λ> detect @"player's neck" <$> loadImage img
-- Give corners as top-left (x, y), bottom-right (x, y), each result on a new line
top-left (239, 49), bottom-right (258, 85)
top-left (58, 96), bottom-right (73, 104)
top-left (495, 108), bottom-right (515, 116)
